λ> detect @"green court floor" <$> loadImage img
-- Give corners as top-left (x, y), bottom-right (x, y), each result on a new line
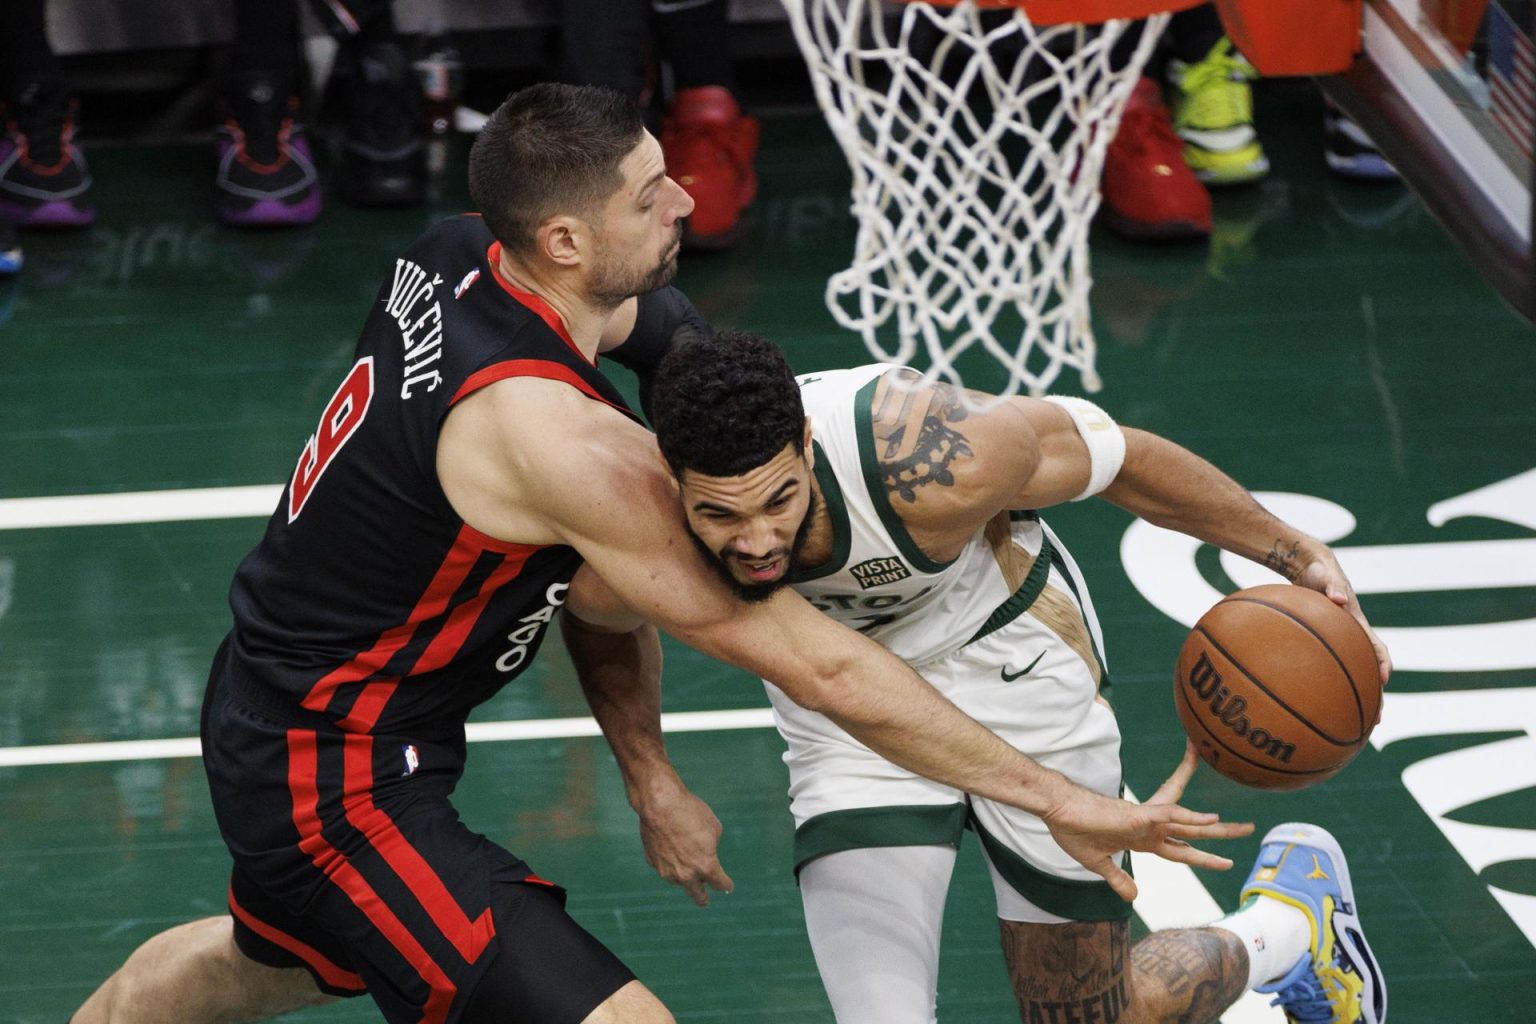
top-left (1, 81), bottom-right (1533, 1022)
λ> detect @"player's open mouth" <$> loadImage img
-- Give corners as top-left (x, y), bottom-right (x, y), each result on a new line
top-left (739, 557), bottom-right (782, 581)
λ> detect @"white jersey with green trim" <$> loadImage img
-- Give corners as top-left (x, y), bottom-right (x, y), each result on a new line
top-left (790, 364), bottom-right (1057, 667)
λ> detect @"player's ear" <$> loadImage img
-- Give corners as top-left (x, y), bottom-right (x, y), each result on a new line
top-left (539, 215), bottom-right (582, 268)
top-left (802, 417), bottom-right (814, 465)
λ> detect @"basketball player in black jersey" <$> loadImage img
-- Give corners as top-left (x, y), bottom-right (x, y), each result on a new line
top-left (72, 84), bottom-right (1249, 1024)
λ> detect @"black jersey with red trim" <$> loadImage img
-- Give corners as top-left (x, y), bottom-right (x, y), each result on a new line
top-left (227, 214), bottom-right (639, 738)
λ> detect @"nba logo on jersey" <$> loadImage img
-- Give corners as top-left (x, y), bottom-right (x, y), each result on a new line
top-left (454, 268), bottom-right (480, 299)
top-left (402, 744), bottom-right (420, 776)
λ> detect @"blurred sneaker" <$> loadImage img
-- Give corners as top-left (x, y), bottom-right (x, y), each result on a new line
top-left (0, 216), bottom-right (20, 274)
top-left (1100, 76), bottom-right (1212, 241)
top-left (338, 42), bottom-right (426, 208)
top-left (662, 86), bottom-right (759, 250)
top-left (1324, 100), bottom-right (1398, 181)
top-left (1168, 37), bottom-right (1269, 186)
top-left (1243, 822), bottom-right (1387, 1024)
top-left (215, 71), bottom-right (322, 227)
top-left (0, 79), bottom-right (95, 227)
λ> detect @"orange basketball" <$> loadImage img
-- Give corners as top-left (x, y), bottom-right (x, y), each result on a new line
top-left (1174, 584), bottom-right (1382, 790)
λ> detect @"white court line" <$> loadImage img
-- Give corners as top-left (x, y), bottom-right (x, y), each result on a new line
top-left (0, 707), bottom-right (780, 768)
top-left (0, 485), bottom-right (283, 531)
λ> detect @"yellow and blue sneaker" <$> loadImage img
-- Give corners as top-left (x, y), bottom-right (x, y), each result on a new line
top-left (1167, 37), bottom-right (1269, 186)
top-left (1242, 822), bottom-right (1386, 1024)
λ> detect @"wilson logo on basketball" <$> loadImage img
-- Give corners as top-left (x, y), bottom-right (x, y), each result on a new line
top-left (1186, 651), bottom-right (1298, 764)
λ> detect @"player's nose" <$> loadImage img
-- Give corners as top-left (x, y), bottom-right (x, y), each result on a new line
top-left (669, 177), bottom-right (696, 220)
top-left (734, 517), bottom-right (778, 556)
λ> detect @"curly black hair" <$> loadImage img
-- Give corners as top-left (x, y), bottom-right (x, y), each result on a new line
top-left (651, 329), bottom-right (805, 478)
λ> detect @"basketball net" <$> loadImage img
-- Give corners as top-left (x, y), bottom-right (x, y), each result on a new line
top-left (782, 0), bottom-right (1170, 398)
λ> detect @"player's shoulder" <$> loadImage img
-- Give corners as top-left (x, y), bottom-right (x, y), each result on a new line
top-left (459, 373), bottom-right (641, 450)
top-left (409, 212), bottom-right (494, 255)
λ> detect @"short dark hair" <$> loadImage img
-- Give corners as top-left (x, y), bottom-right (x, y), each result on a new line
top-left (652, 330), bottom-right (806, 478)
top-left (468, 83), bottom-right (646, 256)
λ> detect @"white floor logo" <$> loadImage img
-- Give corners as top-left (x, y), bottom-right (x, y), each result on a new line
top-left (1122, 467), bottom-right (1536, 952)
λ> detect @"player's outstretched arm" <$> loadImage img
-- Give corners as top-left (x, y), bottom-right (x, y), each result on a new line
top-left (561, 564), bottom-right (732, 907)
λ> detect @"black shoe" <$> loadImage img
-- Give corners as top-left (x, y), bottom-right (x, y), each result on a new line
top-left (0, 78), bottom-right (95, 227)
top-left (338, 42), bottom-right (426, 207)
top-left (215, 70), bottom-right (322, 226)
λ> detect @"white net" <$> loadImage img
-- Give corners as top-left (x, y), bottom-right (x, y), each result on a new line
top-left (782, 0), bottom-right (1168, 397)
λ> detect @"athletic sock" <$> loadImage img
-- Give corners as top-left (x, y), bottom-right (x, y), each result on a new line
top-left (1212, 894), bottom-right (1314, 989)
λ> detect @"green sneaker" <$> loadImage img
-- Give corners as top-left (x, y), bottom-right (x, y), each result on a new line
top-left (1168, 37), bottom-right (1269, 186)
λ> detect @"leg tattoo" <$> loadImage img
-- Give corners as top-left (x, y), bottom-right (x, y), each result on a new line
top-left (999, 919), bottom-right (1131, 1024)
top-left (998, 920), bottom-right (1247, 1024)
top-left (1130, 928), bottom-right (1247, 1023)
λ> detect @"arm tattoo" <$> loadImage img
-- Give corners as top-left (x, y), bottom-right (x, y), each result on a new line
top-left (871, 377), bottom-right (973, 504)
top-left (1263, 539), bottom-right (1304, 582)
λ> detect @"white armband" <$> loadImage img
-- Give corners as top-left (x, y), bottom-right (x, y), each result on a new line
top-left (1043, 396), bottom-right (1126, 501)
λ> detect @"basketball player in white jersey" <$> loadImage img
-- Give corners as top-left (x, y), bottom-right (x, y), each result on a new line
top-left (637, 330), bottom-right (1389, 1024)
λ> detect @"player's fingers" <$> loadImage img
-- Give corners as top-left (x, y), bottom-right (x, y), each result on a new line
top-left (1166, 819), bottom-right (1255, 841)
top-left (708, 863), bottom-right (735, 896)
top-left (1094, 857), bottom-right (1138, 903)
top-left (682, 878), bottom-right (710, 907)
top-left (1147, 743), bottom-right (1199, 805)
top-left (1156, 839), bottom-right (1235, 872)
top-left (1371, 635), bottom-right (1393, 689)
top-left (1141, 803), bottom-right (1221, 827)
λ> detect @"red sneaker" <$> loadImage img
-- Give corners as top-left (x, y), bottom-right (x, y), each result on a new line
top-left (1100, 77), bottom-right (1211, 241)
top-left (662, 86), bottom-right (759, 250)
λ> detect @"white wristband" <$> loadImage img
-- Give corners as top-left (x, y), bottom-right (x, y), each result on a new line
top-left (1043, 396), bottom-right (1126, 501)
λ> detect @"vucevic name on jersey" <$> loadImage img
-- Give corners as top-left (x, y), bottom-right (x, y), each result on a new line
top-left (225, 215), bottom-right (640, 738)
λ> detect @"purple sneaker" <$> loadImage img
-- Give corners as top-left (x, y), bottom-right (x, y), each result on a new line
top-left (214, 71), bottom-right (322, 227)
top-left (0, 79), bottom-right (95, 228)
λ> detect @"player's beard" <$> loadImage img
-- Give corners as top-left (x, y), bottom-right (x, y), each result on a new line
top-left (686, 490), bottom-right (819, 604)
top-left (590, 225), bottom-right (682, 308)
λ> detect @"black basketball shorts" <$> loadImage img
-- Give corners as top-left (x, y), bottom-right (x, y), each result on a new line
top-left (202, 660), bottom-right (635, 1024)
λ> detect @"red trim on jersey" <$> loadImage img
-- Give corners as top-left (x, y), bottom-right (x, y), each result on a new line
top-left (458, 520), bottom-right (539, 557)
top-left (288, 730), bottom-right (460, 1024)
top-left (450, 359), bottom-right (631, 421)
top-left (301, 525), bottom-right (490, 717)
top-left (485, 242), bottom-right (592, 365)
top-left (228, 887), bottom-right (367, 992)
top-left (340, 733), bottom-right (497, 964)
top-left (413, 549), bottom-right (534, 674)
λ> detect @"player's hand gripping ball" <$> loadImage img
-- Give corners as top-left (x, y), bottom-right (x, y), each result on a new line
top-left (1174, 584), bottom-right (1382, 790)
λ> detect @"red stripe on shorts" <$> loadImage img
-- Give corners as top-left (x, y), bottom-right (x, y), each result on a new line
top-left (228, 887), bottom-right (367, 992)
top-left (340, 732), bottom-right (497, 964)
top-left (287, 729), bottom-right (460, 1024)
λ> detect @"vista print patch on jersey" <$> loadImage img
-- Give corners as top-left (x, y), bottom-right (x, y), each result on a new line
top-left (850, 556), bottom-right (911, 589)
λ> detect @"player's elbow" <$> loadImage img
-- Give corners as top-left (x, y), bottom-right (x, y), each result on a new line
top-left (773, 651), bottom-right (865, 718)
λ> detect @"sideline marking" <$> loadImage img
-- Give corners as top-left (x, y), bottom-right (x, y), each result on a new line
top-left (0, 708), bottom-right (779, 768)
top-left (0, 485), bottom-right (283, 531)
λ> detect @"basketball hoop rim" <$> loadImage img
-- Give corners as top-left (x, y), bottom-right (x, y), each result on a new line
top-left (884, 0), bottom-right (1207, 27)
